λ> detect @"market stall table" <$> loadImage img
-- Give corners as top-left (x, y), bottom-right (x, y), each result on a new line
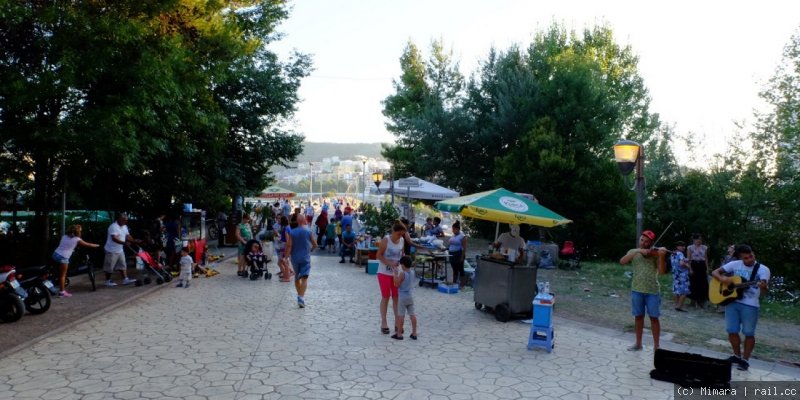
top-left (414, 250), bottom-right (449, 288)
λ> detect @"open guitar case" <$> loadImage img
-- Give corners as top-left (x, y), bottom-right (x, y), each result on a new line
top-left (650, 349), bottom-right (732, 388)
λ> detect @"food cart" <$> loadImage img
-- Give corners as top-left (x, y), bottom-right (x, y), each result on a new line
top-left (435, 188), bottom-right (571, 322)
top-left (181, 208), bottom-right (208, 265)
top-left (473, 255), bottom-right (538, 322)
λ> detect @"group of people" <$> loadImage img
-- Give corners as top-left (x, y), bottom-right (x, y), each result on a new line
top-left (621, 230), bottom-right (770, 372)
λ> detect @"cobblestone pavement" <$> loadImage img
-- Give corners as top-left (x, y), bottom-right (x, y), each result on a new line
top-left (0, 253), bottom-right (797, 400)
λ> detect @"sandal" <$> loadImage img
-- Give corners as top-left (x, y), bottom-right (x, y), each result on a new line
top-left (391, 334), bottom-right (403, 340)
top-left (410, 334), bottom-right (417, 340)
top-left (381, 327), bottom-right (390, 334)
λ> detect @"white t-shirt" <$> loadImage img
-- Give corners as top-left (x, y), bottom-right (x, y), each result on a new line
top-left (497, 232), bottom-right (525, 253)
top-left (721, 260), bottom-right (771, 308)
top-left (305, 206), bottom-right (314, 217)
top-left (378, 235), bottom-right (404, 276)
top-left (179, 255), bottom-right (194, 276)
top-left (104, 222), bottom-right (129, 254)
top-left (55, 235), bottom-right (81, 259)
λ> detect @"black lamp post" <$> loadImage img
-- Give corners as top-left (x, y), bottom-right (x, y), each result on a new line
top-left (613, 139), bottom-right (644, 247)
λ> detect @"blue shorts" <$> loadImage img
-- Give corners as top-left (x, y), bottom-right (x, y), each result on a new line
top-left (52, 252), bottom-right (70, 264)
top-left (292, 259), bottom-right (311, 279)
top-left (725, 302), bottom-right (759, 336)
top-left (631, 291), bottom-right (661, 318)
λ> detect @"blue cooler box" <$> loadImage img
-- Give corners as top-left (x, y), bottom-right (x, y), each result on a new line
top-left (533, 303), bottom-right (553, 327)
top-left (367, 260), bottom-right (379, 275)
top-left (438, 282), bottom-right (459, 294)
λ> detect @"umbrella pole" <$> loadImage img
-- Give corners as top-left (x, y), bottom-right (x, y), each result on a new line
top-left (494, 222), bottom-right (500, 242)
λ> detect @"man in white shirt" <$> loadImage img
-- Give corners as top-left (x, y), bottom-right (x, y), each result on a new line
top-left (493, 224), bottom-right (526, 263)
top-left (711, 244), bottom-right (770, 371)
top-left (103, 213), bottom-right (137, 287)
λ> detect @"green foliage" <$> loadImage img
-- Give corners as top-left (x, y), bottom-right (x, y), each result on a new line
top-left (382, 24), bottom-right (659, 258)
top-left (0, 1), bottom-right (310, 261)
top-left (361, 202), bottom-right (400, 237)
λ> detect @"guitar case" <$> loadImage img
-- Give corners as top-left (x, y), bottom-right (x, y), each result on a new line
top-left (650, 349), bottom-right (731, 388)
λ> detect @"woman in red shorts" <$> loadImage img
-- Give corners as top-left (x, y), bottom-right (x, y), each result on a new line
top-left (376, 222), bottom-right (406, 335)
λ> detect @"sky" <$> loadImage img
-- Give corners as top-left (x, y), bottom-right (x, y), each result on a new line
top-left (271, 0), bottom-right (800, 159)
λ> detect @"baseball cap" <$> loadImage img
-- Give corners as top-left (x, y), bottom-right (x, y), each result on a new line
top-left (641, 230), bottom-right (656, 241)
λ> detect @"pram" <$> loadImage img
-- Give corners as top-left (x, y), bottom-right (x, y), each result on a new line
top-left (131, 245), bottom-right (173, 285)
top-left (558, 241), bottom-right (581, 270)
top-left (245, 239), bottom-right (272, 281)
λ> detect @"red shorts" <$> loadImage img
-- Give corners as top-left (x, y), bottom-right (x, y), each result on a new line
top-left (377, 273), bottom-right (398, 299)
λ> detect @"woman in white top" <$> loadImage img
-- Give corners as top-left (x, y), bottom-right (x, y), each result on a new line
top-left (376, 222), bottom-right (406, 335)
top-left (52, 225), bottom-right (100, 297)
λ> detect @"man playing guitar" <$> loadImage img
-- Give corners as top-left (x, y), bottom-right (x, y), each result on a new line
top-left (710, 245), bottom-right (770, 371)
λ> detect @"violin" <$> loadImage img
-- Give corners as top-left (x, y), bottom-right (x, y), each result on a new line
top-left (641, 247), bottom-right (671, 258)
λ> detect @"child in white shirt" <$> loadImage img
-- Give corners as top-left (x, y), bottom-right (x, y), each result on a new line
top-left (176, 248), bottom-right (194, 288)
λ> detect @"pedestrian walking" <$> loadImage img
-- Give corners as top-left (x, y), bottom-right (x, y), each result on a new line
top-left (284, 214), bottom-right (318, 308)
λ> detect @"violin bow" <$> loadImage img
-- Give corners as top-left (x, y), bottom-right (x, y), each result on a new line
top-left (651, 221), bottom-right (674, 249)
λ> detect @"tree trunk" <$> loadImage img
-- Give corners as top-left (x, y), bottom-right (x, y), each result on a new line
top-left (31, 152), bottom-right (51, 266)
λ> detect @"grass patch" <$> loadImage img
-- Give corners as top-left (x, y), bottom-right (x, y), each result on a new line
top-left (539, 260), bottom-right (800, 364)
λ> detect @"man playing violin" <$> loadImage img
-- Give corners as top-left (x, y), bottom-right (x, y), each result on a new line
top-left (710, 245), bottom-right (770, 371)
top-left (619, 230), bottom-right (668, 351)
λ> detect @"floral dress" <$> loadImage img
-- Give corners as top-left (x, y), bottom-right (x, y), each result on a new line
top-left (671, 251), bottom-right (690, 295)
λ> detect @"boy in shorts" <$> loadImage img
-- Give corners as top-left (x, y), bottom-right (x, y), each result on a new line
top-left (392, 256), bottom-right (418, 340)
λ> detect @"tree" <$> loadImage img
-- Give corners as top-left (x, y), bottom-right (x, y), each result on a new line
top-left (0, 1), bottom-right (309, 263)
top-left (381, 24), bottom-right (660, 256)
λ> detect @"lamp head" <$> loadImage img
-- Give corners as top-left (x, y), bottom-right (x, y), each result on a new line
top-left (372, 171), bottom-right (383, 189)
top-left (613, 139), bottom-right (641, 176)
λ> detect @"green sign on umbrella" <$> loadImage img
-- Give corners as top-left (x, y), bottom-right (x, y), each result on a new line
top-left (435, 188), bottom-right (571, 228)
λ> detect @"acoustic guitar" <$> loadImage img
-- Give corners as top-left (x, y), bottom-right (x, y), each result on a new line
top-left (708, 275), bottom-right (762, 306)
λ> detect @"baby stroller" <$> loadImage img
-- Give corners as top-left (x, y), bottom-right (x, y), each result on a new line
top-left (558, 241), bottom-right (581, 270)
top-left (245, 239), bottom-right (272, 281)
top-left (131, 245), bottom-right (173, 285)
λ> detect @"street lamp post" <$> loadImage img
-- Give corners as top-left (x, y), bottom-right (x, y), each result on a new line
top-left (361, 160), bottom-right (366, 206)
top-left (613, 140), bottom-right (645, 247)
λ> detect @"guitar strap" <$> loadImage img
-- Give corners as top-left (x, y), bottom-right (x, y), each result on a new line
top-left (748, 262), bottom-right (761, 283)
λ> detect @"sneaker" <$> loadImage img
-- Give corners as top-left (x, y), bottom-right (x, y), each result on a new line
top-left (59, 290), bottom-right (73, 298)
top-left (297, 296), bottom-right (305, 308)
top-left (175, 282), bottom-right (183, 288)
top-left (122, 277), bottom-right (136, 285)
top-left (105, 280), bottom-right (118, 287)
top-left (339, 259), bottom-right (345, 263)
top-left (726, 355), bottom-right (742, 364)
top-left (184, 283), bottom-right (190, 288)
top-left (349, 259), bottom-right (355, 263)
top-left (627, 345), bottom-right (643, 351)
top-left (737, 359), bottom-right (749, 371)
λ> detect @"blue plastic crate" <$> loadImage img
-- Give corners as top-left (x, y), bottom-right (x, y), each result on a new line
top-left (437, 282), bottom-right (459, 294)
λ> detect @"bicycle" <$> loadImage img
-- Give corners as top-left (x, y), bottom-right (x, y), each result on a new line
top-left (50, 249), bottom-right (99, 292)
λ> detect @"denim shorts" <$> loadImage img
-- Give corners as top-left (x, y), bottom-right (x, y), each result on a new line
top-left (631, 291), bottom-right (661, 318)
top-left (292, 259), bottom-right (311, 279)
top-left (52, 252), bottom-right (70, 264)
top-left (725, 301), bottom-right (759, 336)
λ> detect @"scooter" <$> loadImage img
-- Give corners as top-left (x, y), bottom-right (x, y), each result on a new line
top-left (0, 265), bottom-right (27, 322)
top-left (17, 265), bottom-right (58, 315)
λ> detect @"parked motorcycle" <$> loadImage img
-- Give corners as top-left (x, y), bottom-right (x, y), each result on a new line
top-left (17, 265), bottom-right (58, 315)
top-left (0, 265), bottom-right (27, 322)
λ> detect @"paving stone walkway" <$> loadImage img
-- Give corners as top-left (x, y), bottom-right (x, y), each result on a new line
top-left (0, 252), bottom-right (797, 399)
